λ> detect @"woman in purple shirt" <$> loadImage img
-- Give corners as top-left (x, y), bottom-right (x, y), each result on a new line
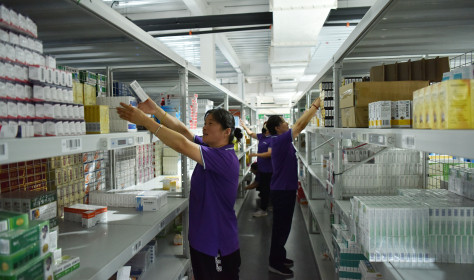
top-left (265, 97), bottom-right (320, 276)
top-left (240, 120), bottom-right (272, 217)
top-left (117, 99), bottom-right (243, 280)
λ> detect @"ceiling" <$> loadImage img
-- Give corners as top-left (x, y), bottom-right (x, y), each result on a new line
top-left (101, 0), bottom-right (374, 107)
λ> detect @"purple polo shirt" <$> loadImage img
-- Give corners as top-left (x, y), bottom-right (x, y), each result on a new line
top-left (257, 133), bottom-right (272, 173)
top-left (189, 135), bottom-right (240, 257)
top-left (269, 129), bottom-right (298, 191)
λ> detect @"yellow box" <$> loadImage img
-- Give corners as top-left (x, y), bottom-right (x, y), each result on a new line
top-left (424, 85), bottom-right (433, 129)
top-left (472, 79), bottom-right (474, 128)
top-left (73, 81), bottom-right (84, 105)
top-left (438, 80), bottom-right (471, 129)
top-left (431, 83), bottom-right (440, 129)
top-left (83, 83), bottom-right (97, 105)
top-left (84, 105), bottom-right (110, 134)
top-left (412, 89), bottom-right (420, 128)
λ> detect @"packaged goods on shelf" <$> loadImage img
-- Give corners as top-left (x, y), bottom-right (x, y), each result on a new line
top-left (97, 96), bottom-right (138, 132)
top-left (163, 154), bottom-right (179, 175)
top-left (63, 204), bottom-right (107, 228)
top-left (153, 141), bottom-right (163, 176)
top-left (443, 64), bottom-right (474, 80)
top-left (83, 83), bottom-right (96, 105)
top-left (112, 81), bottom-right (131, 97)
top-left (136, 144), bottom-right (154, 184)
top-left (359, 260), bottom-right (383, 280)
top-left (334, 241), bottom-right (366, 280)
top-left (368, 101), bottom-right (392, 128)
top-left (0, 252), bottom-right (53, 280)
top-left (0, 159), bottom-right (48, 193)
top-left (136, 191), bottom-right (168, 211)
top-left (53, 255), bottom-right (80, 280)
top-left (0, 242), bottom-right (40, 274)
top-left (448, 165), bottom-right (474, 200)
top-left (370, 57), bottom-right (449, 83)
top-left (84, 105), bottom-right (109, 134)
top-left (89, 190), bottom-right (167, 210)
top-left (340, 81), bottom-right (429, 128)
top-left (0, 219), bottom-right (50, 256)
top-left (0, 211), bottom-right (29, 233)
top-left (83, 151), bottom-right (106, 205)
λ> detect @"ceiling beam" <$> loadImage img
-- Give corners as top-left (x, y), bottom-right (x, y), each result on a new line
top-left (133, 12), bottom-right (273, 32)
top-left (181, 0), bottom-right (244, 76)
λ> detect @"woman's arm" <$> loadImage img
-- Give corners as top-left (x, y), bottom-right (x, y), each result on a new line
top-left (240, 119), bottom-right (257, 139)
top-left (117, 103), bottom-right (203, 165)
top-left (249, 148), bottom-right (272, 158)
top-left (245, 181), bottom-right (259, 190)
top-left (138, 99), bottom-right (195, 142)
top-left (292, 98), bottom-right (320, 139)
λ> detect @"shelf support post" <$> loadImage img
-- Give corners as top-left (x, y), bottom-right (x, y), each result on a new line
top-left (178, 66), bottom-right (189, 199)
top-left (224, 94), bottom-right (229, 111)
top-left (333, 62), bottom-right (343, 128)
top-left (106, 66), bottom-right (113, 97)
top-left (422, 152), bottom-right (428, 188)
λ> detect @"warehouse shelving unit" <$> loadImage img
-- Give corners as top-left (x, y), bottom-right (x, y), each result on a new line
top-left (0, 0), bottom-right (256, 279)
top-left (292, 0), bottom-right (474, 279)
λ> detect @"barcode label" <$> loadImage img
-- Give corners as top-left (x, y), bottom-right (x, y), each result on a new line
top-left (382, 120), bottom-right (390, 126)
top-left (0, 143), bottom-right (7, 161)
top-left (137, 136), bottom-right (144, 144)
top-left (402, 135), bottom-right (415, 148)
top-left (62, 138), bottom-right (82, 153)
top-left (132, 240), bottom-right (143, 255)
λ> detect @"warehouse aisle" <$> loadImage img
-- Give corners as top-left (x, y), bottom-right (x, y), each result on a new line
top-left (238, 190), bottom-right (321, 280)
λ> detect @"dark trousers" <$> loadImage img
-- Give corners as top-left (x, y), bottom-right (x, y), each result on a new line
top-left (269, 190), bottom-right (296, 267)
top-left (258, 172), bottom-right (272, 211)
top-left (190, 246), bottom-right (241, 280)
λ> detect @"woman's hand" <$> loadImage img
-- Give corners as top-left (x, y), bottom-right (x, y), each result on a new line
top-left (137, 98), bottom-right (159, 115)
top-left (249, 153), bottom-right (257, 158)
top-left (117, 103), bottom-right (151, 127)
top-left (240, 119), bottom-right (246, 127)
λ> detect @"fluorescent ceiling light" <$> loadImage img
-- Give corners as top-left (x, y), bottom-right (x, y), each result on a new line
top-left (105, 0), bottom-right (156, 7)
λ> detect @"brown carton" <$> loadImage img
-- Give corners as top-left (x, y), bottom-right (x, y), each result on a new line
top-left (341, 107), bottom-right (369, 128)
top-left (339, 81), bottom-right (430, 109)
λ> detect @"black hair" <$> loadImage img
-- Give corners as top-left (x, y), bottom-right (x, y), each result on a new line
top-left (266, 115), bottom-right (284, 135)
top-left (204, 108), bottom-right (242, 144)
top-left (261, 127), bottom-right (267, 134)
top-left (250, 162), bottom-right (258, 171)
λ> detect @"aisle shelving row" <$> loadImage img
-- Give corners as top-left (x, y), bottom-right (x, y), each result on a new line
top-left (60, 198), bottom-right (188, 280)
top-left (318, 128), bottom-right (474, 160)
top-left (0, 131), bottom-right (152, 164)
top-left (299, 203), bottom-right (337, 280)
top-left (298, 177), bottom-right (334, 259)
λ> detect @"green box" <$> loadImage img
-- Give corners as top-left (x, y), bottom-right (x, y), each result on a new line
top-left (79, 71), bottom-right (97, 86)
top-left (339, 270), bottom-right (362, 279)
top-left (53, 256), bottom-right (80, 280)
top-left (0, 243), bottom-right (40, 274)
top-left (0, 224), bottom-right (39, 255)
top-left (0, 212), bottom-right (29, 233)
top-left (0, 253), bottom-right (53, 280)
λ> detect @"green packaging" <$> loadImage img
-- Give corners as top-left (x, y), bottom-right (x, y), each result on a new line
top-left (79, 71), bottom-right (97, 86)
top-left (0, 253), bottom-right (53, 280)
top-left (0, 212), bottom-right (29, 233)
top-left (0, 225), bottom-right (39, 255)
top-left (0, 243), bottom-right (40, 274)
top-left (53, 256), bottom-right (80, 280)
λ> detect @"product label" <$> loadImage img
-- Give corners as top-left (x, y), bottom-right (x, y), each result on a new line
top-left (62, 138), bottom-right (82, 153)
top-left (0, 143), bottom-right (7, 161)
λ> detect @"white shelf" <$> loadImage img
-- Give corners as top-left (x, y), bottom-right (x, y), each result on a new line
top-left (296, 150), bottom-right (328, 187)
top-left (335, 200), bottom-right (352, 227)
top-left (141, 235), bottom-right (190, 280)
top-left (244, 143), bottom-right (258, 153)
top-left (234, 189), bottom-right (250, 217)
top-left (299, 181), bottom-right (334, 259)
top-left (59, 198), bottom-right (188, 280)
top-left (318, 128), bottom-right (474, 159)
top-left (299, 203), bottom-right (336, 280)
top-left (0, 131), bottom-right (152, 164)
top-left (373, 262), bottom-right (474, 280)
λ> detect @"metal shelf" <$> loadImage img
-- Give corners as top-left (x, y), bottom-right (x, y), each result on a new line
top-left (244, 143), bottom-right (258, 153)
top-left (373, 262), bottom-right (474, 280)
top-left (335, 199), bottom-right (352, 228)
top-left (318, 128), bottom-right (474, 159)
top-left (234, 189), bottom-right (251, 217)
top-left (299, 181), bottom-right (334, 259)
top-left (296, 150), bottom-right (328, 187)
top-left (299, 203), bottom-right (337, 280)
top-left (0, 131), bottom-right (152, 164)
top-left (141, 235), bottom-right (190, 280)
top-left (59, 198), bottom-right (188, 280)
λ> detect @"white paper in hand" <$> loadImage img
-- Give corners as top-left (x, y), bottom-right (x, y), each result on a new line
top-left (130, 80), bottom-right (150, 103)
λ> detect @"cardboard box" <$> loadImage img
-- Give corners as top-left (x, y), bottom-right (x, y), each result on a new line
top-left (0, 253), bottom-right (53, 280)
top-left (339, 81), bottom-right (429, 109)
top-left (83, 84), bottom-right (96, 106)
top-left (342, 107), bottom-right (369, 128)
top-left (371, 57), bottom-right (449, 83)
top-left (0, 243), bottom-right (40, 274)
top-left (53, 255), bottom-right (80, 280)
